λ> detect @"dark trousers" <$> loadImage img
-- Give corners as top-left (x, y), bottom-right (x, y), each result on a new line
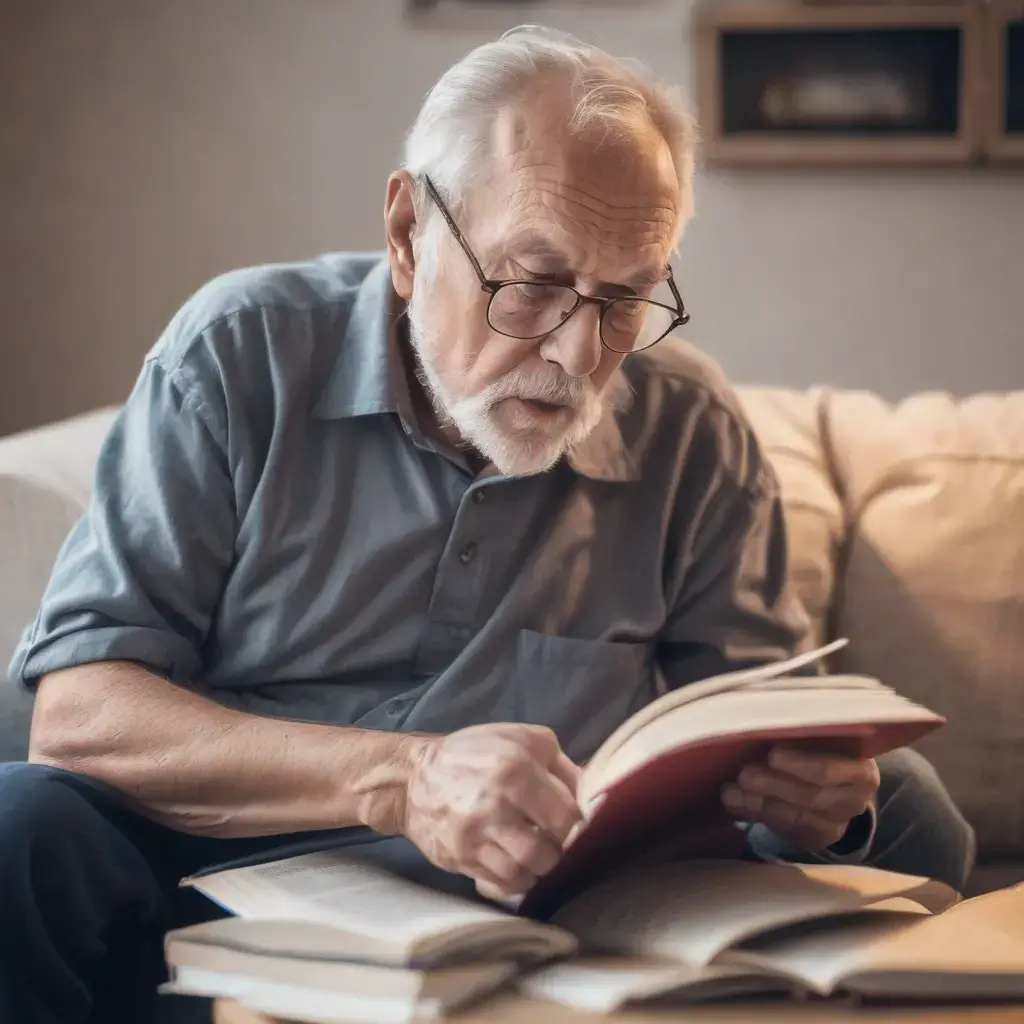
top-left (0, 748), bottom-right (975, 1024)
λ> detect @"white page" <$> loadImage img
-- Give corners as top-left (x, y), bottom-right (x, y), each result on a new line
top-left (583, 639), bottom-right (850, 780)
top-left (519, 957), bottom-right (790, 1011)
top-left (163, 968), bottom-right (440, 1024)
top-left (521, 959), bottom-right (708, 1012)
top-left (941, 882), bottom-right (1024, 940)
top-left (732, 897), bottom-right (1024, 996)
top-left (168, 934), bottom-right (514, 1003)
top-left (586, 685), bottom-right (937, 803)
top-left (860, 896), bottom-right (933, 915)
top-left (169, 932), bottom-right (426, 997)
top-left (551, 861), bottom-right (950, 966)
top-left (187, 853), bottom-right (508, 948)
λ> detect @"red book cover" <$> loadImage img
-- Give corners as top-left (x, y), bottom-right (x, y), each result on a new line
top-left (519, 715), bottom-right (944, 920)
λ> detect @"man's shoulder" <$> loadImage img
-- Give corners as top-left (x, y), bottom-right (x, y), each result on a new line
top-left (148, 252), bottom-right (384, 374)
top-left (623, 335), bottom-right (751, 429)
top-left (620, 336), bottom-right (768, 493)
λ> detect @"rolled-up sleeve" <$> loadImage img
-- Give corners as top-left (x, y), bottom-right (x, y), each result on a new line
top-left (9, 355), bottom-right (235, 687)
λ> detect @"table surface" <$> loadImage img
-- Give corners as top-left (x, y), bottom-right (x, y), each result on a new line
top-left (213, 995), bottom-right (1024, 1024)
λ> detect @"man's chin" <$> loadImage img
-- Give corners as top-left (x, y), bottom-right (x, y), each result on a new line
top-left (491, 448), bottom-right (566, 478)
top-left (475, 424), bottom-right (572, 477)
top-left (446, 397), bottom-right (598, 476)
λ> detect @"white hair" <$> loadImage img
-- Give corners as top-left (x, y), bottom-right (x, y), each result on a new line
top-left (401, 24), bottom-right (698, 265)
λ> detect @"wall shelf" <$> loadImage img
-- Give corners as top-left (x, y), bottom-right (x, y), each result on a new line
top-left (985, 0), bottom-right (1024, 161)
top-left (695, 1), bottom-right (1023, 167)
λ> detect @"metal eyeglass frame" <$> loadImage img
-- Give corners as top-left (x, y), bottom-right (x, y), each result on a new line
top-left (420, 175), bottom-right (690, 353)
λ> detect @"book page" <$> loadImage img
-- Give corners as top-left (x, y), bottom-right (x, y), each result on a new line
top-left (519, 956), bottom-right (793, 1011)
top-left (582, 684), bottom-right (940, 805)
top-left (729, 888), bottom-right (1024, 998)
top-left (162, 968), bottom-right (448, 1024)
top-left (860, 896), bottom-right (934, 914)
top-left (184, 852), bottom-right (510, 952)
top-left (941, 882), bottom-right (1024, 940)
top-left (167, 928), bottom-right (514, 1003)
top-left (583, 639), bottom-right (850, 781)
top-left (550, 860), bottom-right (953, 967)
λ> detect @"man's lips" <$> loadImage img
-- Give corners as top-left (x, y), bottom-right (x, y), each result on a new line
top-left (501, 396), bottom-right (574, 420)
top-left (523, 398), bottom-right (567, 413)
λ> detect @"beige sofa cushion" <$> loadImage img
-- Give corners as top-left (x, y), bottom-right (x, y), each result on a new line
top-left (737, 387), bottom-right (844, 650)
top-left (825, 390), bottom-right (1024, 860)
top-left (0, 408), bottom-right (120, 681)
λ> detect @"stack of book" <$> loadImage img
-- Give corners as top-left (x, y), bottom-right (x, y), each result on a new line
top-left (161, 643), bottom-right (1024, 1021)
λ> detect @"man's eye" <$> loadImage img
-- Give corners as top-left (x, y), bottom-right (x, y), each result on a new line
top-left (513, 282), bottom-right (559, 302)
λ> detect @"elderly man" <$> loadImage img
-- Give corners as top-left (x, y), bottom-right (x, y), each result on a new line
top-left (4, 26), bottom-right (971, 1024)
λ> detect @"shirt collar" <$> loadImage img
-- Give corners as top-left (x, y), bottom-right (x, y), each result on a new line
top-left (312, 258), bottom-right (406, 420)
top-left (312, 256), bottom-right (638, 482)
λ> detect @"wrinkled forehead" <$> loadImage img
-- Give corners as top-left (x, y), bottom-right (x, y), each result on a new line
top-left (469, 103), bottom-right (681, 286)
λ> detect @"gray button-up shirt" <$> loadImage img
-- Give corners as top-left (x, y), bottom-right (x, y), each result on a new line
top-left (12, 252), bottom-right (810, 767)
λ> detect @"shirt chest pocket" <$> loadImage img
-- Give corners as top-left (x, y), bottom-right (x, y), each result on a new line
top-left (511, 630), bottom-right (654, 764)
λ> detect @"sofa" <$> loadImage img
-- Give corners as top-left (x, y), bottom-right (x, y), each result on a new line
top-left (2, 388), bottom-right (1022, 895)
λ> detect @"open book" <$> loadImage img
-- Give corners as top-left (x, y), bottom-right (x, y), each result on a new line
top-left (165, 853), bottom-right (1024, 1020)
top-left (524, 872), bottom-right (1024, 1010)
top-left (162, 941), bottom-right (514, 1024)
top-left (519, 638), bottom-right (945, 916)
top-left (174, 852), bottom-right (574, 968)
top-left (163, 852), bottom-right (574, 1021)
top-left (163, 640), bottom-right (952, 1018)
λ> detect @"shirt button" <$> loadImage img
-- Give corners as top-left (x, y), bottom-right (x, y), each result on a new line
top-left (458, 543), bottom-right (477, 565)
top-left (387, 698), bottom-right (407, 715)
top-left (472, 490), bottom-right (486, 505)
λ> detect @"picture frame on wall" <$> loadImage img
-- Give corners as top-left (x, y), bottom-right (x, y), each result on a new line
top-left (983, 1), bottom-right (1024, 161)
top-left (695, 2), bottom-right (984, 166)
top-left (406, 0), bottom-right (645, 28)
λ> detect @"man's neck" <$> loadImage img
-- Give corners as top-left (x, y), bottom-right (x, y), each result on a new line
top-left (394, 316), bottom-right (489, 475)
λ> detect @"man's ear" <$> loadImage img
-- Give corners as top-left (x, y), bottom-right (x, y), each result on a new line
top-left (384, 171), bottom-right (418, 301)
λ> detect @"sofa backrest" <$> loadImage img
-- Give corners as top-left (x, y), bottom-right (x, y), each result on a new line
top-left (740, 386), bottom-right (1024, 862)
top-left (0, 409), bottom-right (120, 682)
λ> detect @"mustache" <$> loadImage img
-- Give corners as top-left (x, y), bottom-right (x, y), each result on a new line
top-left (482, 370), bottom-right (594, 410)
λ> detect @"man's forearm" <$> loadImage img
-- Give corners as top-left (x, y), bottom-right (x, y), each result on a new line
top-left (29, 661), bottom-right (430, 838)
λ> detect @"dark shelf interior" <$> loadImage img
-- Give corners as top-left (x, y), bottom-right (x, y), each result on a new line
top-left (719, 27), bottom-right (962, 137)
top-left (1007, 21), bottom-right (1024, 134)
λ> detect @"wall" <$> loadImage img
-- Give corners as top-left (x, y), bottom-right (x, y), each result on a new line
top-left (1, 0), bottom-right (1022, 437)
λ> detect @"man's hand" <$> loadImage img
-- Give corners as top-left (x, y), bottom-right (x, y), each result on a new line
top-left (403, 723), bottom-right (582, 898)
top-left (722, 745), bottom-right (880, 852)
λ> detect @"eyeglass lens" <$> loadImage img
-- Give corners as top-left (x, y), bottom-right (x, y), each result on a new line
top-left (487, 280), bottom-right (678, 353)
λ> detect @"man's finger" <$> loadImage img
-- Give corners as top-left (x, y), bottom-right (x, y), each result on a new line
top-left (735, 765), bottom-right (872, 823)
top-left (515, 726), bottom-right (581, 795)
top-left (725, 792), bottom-right (847, 850)
top-left (475, 877), bottom-right (523, 904)
top-left (768, 747), bottom-right (880, 790)
top-left (473, 863), bottom-right (523, 896)
top-left (484, 820), bottom-right (563, 879)
top-left (474, 839), bottom-right (537, 896)
top-left (506, 761), bottom-right (582, 844)
top-left (549, 750), bottom-right (582, 797)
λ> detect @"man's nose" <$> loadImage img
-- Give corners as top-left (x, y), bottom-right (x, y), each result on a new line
top-left (538, 302), bottom-right (602, 378)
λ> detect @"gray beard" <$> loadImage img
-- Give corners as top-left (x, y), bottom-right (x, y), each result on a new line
top-left (405, 296), bottom-right (608, 477)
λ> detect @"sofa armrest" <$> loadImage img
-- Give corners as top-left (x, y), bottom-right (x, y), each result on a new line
top-left (0, 408), bottom-right (120, 759)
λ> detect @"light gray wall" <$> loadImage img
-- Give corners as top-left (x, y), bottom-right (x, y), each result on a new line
top-left (2, 0), bottom-right (1022, 437)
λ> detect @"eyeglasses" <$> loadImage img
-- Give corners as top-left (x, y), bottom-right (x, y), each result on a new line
top-left (420, 176), bottom-right (690, 354)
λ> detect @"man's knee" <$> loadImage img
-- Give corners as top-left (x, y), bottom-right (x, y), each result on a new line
top-left (0, 762), bottom-right (138, 879)
top-left (875, 747), bottom-right (976, 892)
top-left (0, 762), bottom-right (94, 853)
